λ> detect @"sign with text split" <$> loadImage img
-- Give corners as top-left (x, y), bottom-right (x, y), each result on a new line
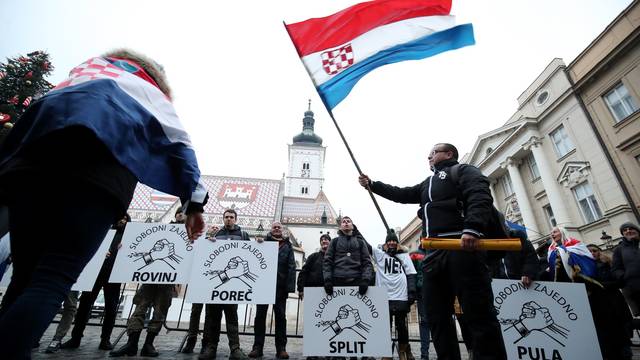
top-left (303, 287), bottom-right (392, 357)
top-left (186, 239), bottom-right (278, 304)
top-left (72, 230), bottom-right (115, 291)
top-left (492, 279), bottom-right (601, 360)
top-left (109, 223), bottom-right (195, 284)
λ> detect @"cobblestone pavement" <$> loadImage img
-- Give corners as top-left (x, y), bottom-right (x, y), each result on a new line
top-left (32, 320), bottom-right (444, 360)
top-left (31, 319), bottom-right (640, 359)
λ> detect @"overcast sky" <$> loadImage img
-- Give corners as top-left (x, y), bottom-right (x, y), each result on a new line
top-left (1, 0), bottom-right (633, 245)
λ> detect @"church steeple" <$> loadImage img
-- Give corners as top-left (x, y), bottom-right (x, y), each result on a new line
top-left (293, 99), bottom-right (323, 146)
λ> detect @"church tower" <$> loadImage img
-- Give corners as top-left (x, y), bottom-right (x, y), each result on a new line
top-left (286, 101), bottom-right (325, 198)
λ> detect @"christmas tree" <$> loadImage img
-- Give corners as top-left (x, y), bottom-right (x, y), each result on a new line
top-left (0, 51), bottom-right (54, 141)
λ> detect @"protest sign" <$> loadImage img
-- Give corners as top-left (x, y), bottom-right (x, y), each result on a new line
top-left (492, 279), bottom-right (601, 360)
top-left (303, 286), bottom-right (392, 357)
top-left (186, 239), bottom-right (277, 304)
top-left (109, 223), bottom-right (195, 284)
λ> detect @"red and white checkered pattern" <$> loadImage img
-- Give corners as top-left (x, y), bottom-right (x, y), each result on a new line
top-left (54, 58), bottom-right (123, 90)
top-left (321, 44), bottom-right (354, 75)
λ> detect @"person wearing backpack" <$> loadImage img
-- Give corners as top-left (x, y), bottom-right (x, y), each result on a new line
top-left (358, 143), bottom-right (506, 360)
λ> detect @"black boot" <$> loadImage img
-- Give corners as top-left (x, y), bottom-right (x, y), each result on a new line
top-left (109, 331), bottom-right (140, 357)
top-left (140, 332), bottom-right (159, 357)
top-left (60, 337), bottom-right (81, 349)
top-left (99, 338), bottom-right (114, 350)
top-left (182, 335), bottom-right (197, 353)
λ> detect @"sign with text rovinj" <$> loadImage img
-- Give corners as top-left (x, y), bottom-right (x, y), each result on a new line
top-left (109, 223), bottom-right (195, 284)
top-left (186, 239), bottom-right (278, 304)
top-left (492, 279), bottom-right (601, 360)
top-left (303, 287), bottom-right (392, 357)
top-left (72, 230), bottom-right (115, 291)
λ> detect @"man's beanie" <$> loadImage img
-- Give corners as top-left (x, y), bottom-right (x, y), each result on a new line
top-left (620, 222), bottom-right (640, 236)
top-left (320, 234), bottom-right (331, 242)
top-left (386, 229), bottom-right (399, 243)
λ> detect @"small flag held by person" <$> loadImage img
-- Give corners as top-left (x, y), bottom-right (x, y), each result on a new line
top-left (285, 0), bottom-right (475, 109)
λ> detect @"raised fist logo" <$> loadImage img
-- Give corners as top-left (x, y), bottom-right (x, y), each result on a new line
top-left (129, 239), bottom-right (183, 270)
top-left (317, 304), bottom-right (371, 340)
top-left (203, 256), bottom-right (257, 289)
top-left (500, 301), bottom-right (569, 347)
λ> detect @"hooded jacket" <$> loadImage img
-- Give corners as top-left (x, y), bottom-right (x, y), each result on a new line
top-left (369, 159), bottom-right (492, 238)
top-left (264, 232), bottom-right (296, 293)
top-left (612, 236), bottom-right (640, 292)
top-left (323, 228), bottom-right (373, 284)
top-left (297, 249), bottom-right (326, 291)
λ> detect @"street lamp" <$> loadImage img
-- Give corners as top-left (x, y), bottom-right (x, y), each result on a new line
top-left (600, 230), bottom-right (612, 248)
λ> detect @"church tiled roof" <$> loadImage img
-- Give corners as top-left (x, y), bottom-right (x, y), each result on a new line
top-left (282, 190), bottom-right (338, 225)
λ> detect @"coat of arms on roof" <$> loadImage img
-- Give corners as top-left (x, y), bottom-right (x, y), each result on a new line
top-left (217, 183), bottom-right (259, 210)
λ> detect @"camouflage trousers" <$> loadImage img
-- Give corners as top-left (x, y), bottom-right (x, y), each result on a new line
top-left (202, 304), bottom-right (241, 350)
top-left (126, 284), bottom-right (174, 335)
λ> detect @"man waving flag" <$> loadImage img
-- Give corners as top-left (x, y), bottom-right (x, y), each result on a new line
top-left (285, 0), bottom-right (475, 110)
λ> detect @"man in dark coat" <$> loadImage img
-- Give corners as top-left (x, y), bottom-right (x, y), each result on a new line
top-left (323, 217), bottom-right (373, 295)
top-left (359, 143), bottom-right (506, 360)
top-left (492, 228), bottom-right (538, 287)
top-left (199, 209), bottom-right (249, 360)
top-left (249, 222), bottom-right (296, 359)
top-left (297, 234), bottom-right (331, 300)
top-left (612, 222), bottom-right (640, 312)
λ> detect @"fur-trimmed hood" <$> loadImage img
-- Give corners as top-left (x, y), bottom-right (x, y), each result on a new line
top-left (103, 48), bottom-right (172, 99)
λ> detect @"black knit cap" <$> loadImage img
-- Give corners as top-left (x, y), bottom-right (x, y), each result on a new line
top-left (320, 233), bottom-right (331, 241)
top-left (620, 222), bottom-right (640, 236)
top-left (385, 229), bottom-right (399, 243)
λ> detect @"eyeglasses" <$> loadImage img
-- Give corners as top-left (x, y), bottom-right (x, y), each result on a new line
top-left (429, 149), bottom-right (448, 156)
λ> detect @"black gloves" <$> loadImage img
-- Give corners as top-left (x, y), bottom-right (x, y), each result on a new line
top-left (408, 291), bottom-right (416, 305)
top-left (359, 281), bottom-right (368, 295)
top-left (324, 282), bottom-right (334, 295)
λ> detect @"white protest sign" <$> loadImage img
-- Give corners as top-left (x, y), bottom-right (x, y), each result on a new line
top-left (303, 286), bottom-right (392, 357)
top-left (492, 279), bottom-right (602, 360)
top-left (109, 223), bottom-right (195, 284)
top-left (0, 264), bottom-right (12, 288)
top-left (186, 239), bottom-right (277, 304)
top-left (72, 230), bottom-right (115, 291)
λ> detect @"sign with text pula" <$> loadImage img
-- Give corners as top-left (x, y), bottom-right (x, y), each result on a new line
top-left (109, 223), bottom-right (195, 284)
top-left (186, 239), bottom-right (277, 304)
top-left (303, 287), bottom-right (392, 357)
top-left (492, 279), bottom-right (601, 360)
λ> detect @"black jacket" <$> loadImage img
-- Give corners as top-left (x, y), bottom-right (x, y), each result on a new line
top-left (370, 159), bottom-right (492, 238)
top-left (492, 229), bottom-right (538, 280)
top-left (214, 225), bottom-right (250, 240)
top-left (264, 233), bottom-right (296, 293)
top-left (297, 250), bottom-right (325, 291)
top-left (323, 229), bottom-right (373, 284)
top-left (612, 237), bottom-right (640, 292)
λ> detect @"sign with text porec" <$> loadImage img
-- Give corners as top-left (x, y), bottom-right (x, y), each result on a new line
top-left (185, 239), bottom-right (277, 304)
top-left (109, 223), bottom-right (195, 284)
top-left (303, 287), bottom-right (392, 357)
top-left (492, 279), bottom-right (601, 360)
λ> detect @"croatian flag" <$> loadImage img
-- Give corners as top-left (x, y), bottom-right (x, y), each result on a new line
top-left (0, 57), bottom-right (207, 205)
top-left (285, 0), bottom-right (475, 109)
top-left (548, 237), bottom-right (597, 280)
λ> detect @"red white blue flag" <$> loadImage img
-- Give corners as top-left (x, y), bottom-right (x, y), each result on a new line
top-left (285, 0), bottom-right (475, 109)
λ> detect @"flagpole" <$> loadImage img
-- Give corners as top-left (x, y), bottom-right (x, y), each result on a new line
top-left (283, 21), bottom-right (391, 232)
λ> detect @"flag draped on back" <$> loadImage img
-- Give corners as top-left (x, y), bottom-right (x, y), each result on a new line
top-left (548, 237), bottom-right (597, 280)
top-left (0, 57), bottom-right (207, 204)
top-left (285, 0), bottom-right (475, 109)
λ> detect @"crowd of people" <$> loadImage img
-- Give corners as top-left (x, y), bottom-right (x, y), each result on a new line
top-left (0, 49), bottom-right (638, 360)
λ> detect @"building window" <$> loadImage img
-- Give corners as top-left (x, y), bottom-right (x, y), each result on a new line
top-left (303, 163), bottom-right (310, 170)
top-left (604, 82), bottom-right (639, 122)
top-left (543, 204), bottom-right (556, 228)
top-left (536, 90), bottom-right (550, 106)
top-left (500, 174), bottom-right (514, 197)
top-left (549, 125), bottom-right (574, 158)
top-left (573, 182), bottom-right (602, 223)
top-left (301, 186), bottom-right (309, 195)
top-left (527, 153), bottom-right (540, 180)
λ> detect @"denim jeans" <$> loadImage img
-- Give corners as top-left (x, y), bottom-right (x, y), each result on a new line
top-left (416, 292), bottom-right (431, 359)
top-left (0, 183), bottom-right (119, 358)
